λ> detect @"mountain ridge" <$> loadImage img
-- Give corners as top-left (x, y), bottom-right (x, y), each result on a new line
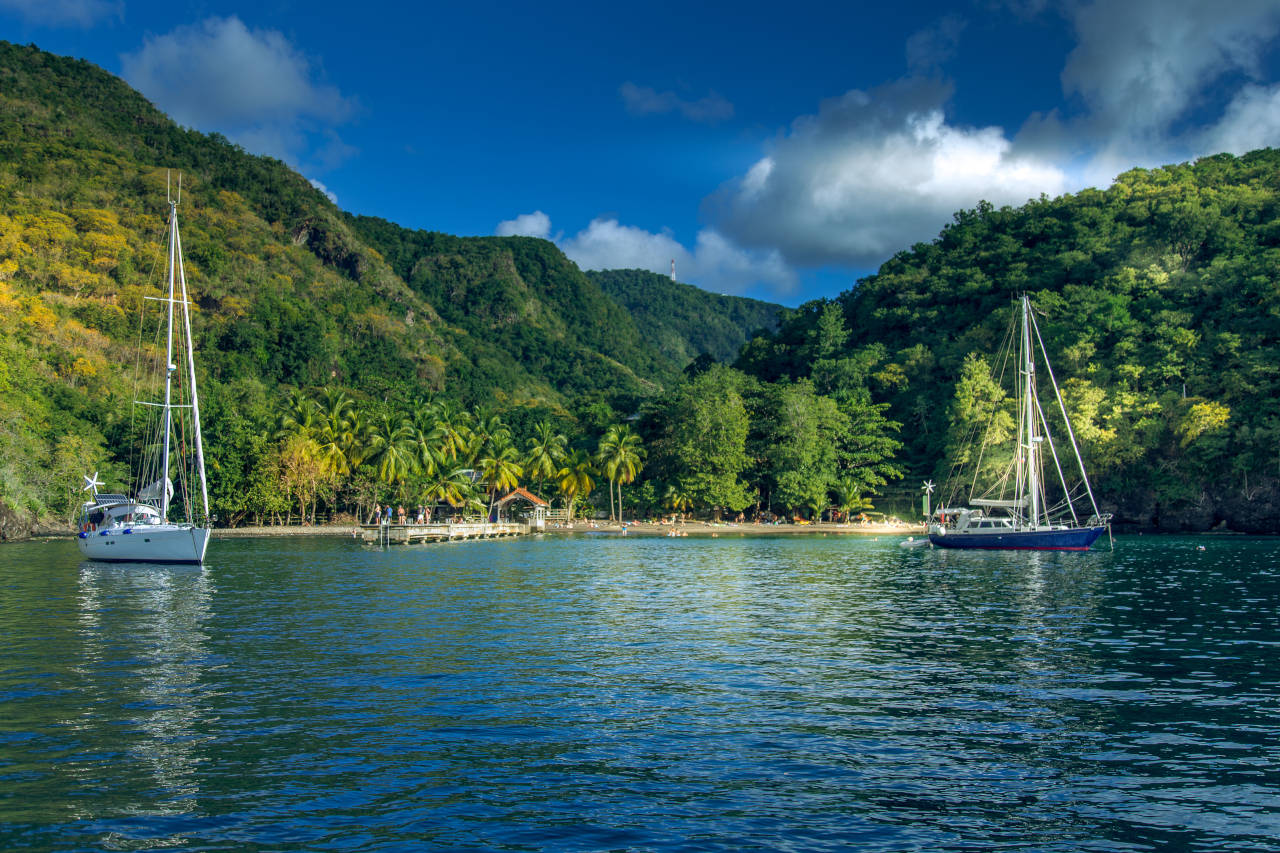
top-left (0, 40), bottom-right (780, 534)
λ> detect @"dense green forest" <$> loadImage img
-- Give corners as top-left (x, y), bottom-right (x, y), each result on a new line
top-left (0, 41), bottom-right (788, 536)
top-left (3, 40), bottom-right (1279, 537)
top-left (588, 269), bottom-right (782, 365)
top-left (736, 150), bottom-right (1280, 531)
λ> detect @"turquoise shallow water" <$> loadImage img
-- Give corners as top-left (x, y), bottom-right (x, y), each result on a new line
top-left (1, 533), bottom-right (1279, 851)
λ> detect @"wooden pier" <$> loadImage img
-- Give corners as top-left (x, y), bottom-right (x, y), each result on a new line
top-left (358, 521), bottom-right (530, 546)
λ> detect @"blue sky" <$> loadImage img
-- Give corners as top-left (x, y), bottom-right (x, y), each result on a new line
top-left (3, 1), bottom-right (1280, 305)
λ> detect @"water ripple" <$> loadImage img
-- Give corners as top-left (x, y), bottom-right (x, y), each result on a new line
top-left (1, 534), bottom-right (1278, 850)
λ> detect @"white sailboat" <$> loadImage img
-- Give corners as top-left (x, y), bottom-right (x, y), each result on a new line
top-left (928, 294), bottom-right (1111, 551)
top-left (76, 178), bottom-right (211, 564)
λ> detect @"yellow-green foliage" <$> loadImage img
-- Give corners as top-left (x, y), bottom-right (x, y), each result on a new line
top-left (736, 147), bottom-right (1280, 520)
top-left (0, 41), bottom-right (777, 525)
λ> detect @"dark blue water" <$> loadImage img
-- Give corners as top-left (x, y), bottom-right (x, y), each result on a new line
top-left (2, 533), bottom-right (1279, 851)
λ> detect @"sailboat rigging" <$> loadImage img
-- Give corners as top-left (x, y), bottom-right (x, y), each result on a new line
top-left (928, 294), bottom-right (1111, 551)
top-left (75, 175), bottom-right (211, 564)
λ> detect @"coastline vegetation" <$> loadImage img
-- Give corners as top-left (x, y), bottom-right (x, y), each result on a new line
top-left (3, 41), bottom-right (1280, 535)
top-left (736, 150), bottom-right (1280, 529)
top-left (200, 361), bottom-right (903, 527)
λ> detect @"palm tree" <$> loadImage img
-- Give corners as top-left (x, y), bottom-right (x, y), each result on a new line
top-left (524, 420), bottom-right (567, 498)
top-left (832, 475), bottom-right (872, 523)
top-left (422, 466), bottom-right (474, 511)
top-left (313, 388), bottom-right (357, 477)
top-left (479, 433), bottom-right (523, 517)
top-left (596, 424), bottom-right (644, 522)
top-left (276, 388), bottom-right (318, 443)
top-left (342, 407), bottom-right (374, 471)
top-left (429, 400), bottom-right (472, 464)
top-left (556, 449), bottom-right (596, 523)
top-left (367, 412), bottom-right (417, 494)
top-left (663, 481), bottom-right (693, 523)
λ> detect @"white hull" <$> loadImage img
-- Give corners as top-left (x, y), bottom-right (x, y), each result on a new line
top-left (77, 523), bottom-right (210, 564)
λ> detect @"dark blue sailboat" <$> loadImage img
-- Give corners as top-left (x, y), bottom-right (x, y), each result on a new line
top-left (929, 295), bottom-right (1110, 551)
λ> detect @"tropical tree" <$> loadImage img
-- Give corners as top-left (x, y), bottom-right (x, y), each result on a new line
top-left (367, 412), bottom-right (417, 496)
top-left (275, 388), bottom-right (318, 443)
top-left (429, 400), bottom-right (472, 464)
top-left (278, 433), bottom-right (326, 524)
top-left (524, 420), bottom-right (567, 498)
top-left (343, 407), bottom-right (374, 471)
top-left (462, 408), bottom-right (509, 468)
top-left (556, 449), bottom-right (596, 522)
top-left (597, 424), bottom-right (644, 521)
top-left (758, 379), bottom-right (846, 518)
top-left (835, 386), bottom-right (904, 505)
top-left (313, 388), bottom-right (357, 477)
top-left (832, 475), bottom-right (872, 522)
top-left (478, 433), bottom-right (523, 517)
top-left (663, 481), bottom-right (692, 522)
top-left (657, 365), bottom-right (755, 518)
top-left (422, 467), bottom-right (475, 512)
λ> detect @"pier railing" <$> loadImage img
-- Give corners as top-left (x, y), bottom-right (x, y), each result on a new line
top-left (358, 521), bottom-right (529, 546)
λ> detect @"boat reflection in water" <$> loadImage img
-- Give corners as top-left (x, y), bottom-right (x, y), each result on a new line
top-left (70, 562), bottom-right (215, 829)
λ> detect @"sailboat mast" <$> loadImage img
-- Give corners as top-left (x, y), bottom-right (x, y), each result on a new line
top-left (1022, 295), bottom-right (1039, 529)
top-left (160, 198), bottom-right (177, 520)
top-left (174, 216), bottom-right (209, 522)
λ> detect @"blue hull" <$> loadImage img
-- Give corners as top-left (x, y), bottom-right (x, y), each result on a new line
top-left (928, 525), bottom-right (1106, 551)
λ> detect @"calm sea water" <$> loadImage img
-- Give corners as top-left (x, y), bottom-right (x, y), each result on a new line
top-left (2, 533), bottom-right (1279, 851)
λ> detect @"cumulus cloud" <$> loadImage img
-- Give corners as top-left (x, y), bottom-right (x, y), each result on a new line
top-left (560, 217), bottom-right (794, 295)
top-left (1202, 83), bottom-right (1280, 154)
top-left (697, 1), bottom-right (1280, 272)
top-left (705, 78), bottom-right (1068, 267)
top-left (495, 212), bottom-right (794, 296)
top-left (620, 82), bottom-right (734, 124)
top-left (495, 210), bottom-right (552, 239)
top-left (1022, 0), bottom-right (1280, 182)
top-left (0, 0), bottom-right (120, 27)
top-left (120, 16), bottom-right (358, 170)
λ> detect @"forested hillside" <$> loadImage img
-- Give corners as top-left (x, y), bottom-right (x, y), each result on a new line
top-left (736, 150), bottom-right (1280, 531)
top-left (0, 41), bottom-right (778, 535)
top-left (588, 269), bottom-right (782, 365)
top-left (4, 39), bottom-right (1278, 537)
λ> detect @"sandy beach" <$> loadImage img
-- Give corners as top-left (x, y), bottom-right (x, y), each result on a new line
top-left (212, 520), bottom-right (925, 538)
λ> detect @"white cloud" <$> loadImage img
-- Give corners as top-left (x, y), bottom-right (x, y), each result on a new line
top-left (495, 210), bottom-right (552, 239)
top-left (699, 1), bottom-right (1280, 271)
top-left (559, 217), bottom-right (795, 296)
top-left (620, 82), bottom-right (734, 124)
top-left (0, 0), bottom-right (120, 27)
top-left (308, 178), bottom-right (337, 204)
top-left (906, 15), bottom-right (966, 73)
top-left (120, 16), bottom-right (357, 170)
top-left (1062, 0), bottom-right (1280, 134)
top-left (1021, 0), bottom-right (1280, 182)
top-left (494, 212), bottom-right (795, 296)
top-left (1202, 83), bottom-right (1280, 154)
top-left (705, 78), bottom-right (1069, 267)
